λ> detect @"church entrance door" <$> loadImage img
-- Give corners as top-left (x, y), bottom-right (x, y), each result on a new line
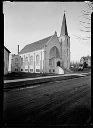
top-left (49, 46), bottom-right (60, 73)
top-left (57, 61), bottom-right (60, 66)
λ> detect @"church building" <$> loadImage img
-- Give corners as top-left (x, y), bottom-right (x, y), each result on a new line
top-left (19, 13), bottom-right (70, 74)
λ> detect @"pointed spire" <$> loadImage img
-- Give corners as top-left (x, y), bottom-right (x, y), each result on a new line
top-left (60, 13), bottom-right (68, 36)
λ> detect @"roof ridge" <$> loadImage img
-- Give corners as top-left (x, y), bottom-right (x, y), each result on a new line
top-left (28, 35), bottom-right (53, 45)
top-left (19, 35), bottom-right (53, 54)
top-left (4, 46), bottom-right (11, 53)
top-left (46, 34), bottom-right (56, 46)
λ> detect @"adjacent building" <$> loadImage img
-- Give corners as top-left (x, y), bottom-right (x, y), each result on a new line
top-left (19, 13), bottom-right (70, 74)
top-left (4, 46), bottom-right (11, 75)
top-left (11, 54), bottom-right (23, 72)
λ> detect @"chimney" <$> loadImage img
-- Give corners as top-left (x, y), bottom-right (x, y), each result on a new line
top-left (18, 45), bottom-right (19, 54)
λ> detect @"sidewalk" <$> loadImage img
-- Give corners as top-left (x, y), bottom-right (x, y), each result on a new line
top-left (4, 72), bottom-right (90, 84)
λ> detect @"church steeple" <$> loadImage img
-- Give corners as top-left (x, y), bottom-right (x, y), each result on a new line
top-left (60, 13), bottom-right (68, 36)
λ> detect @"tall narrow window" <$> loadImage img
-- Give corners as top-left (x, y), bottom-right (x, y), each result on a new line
top-left (49, 58), bottom-right (54, 66)
top-left (36, 55), bottom-right (40, 66)
top-left (67, 38), bottom-right (68, 46)
top-left (24, 55), bottom-right (25, 61)
top-left (21, 58), bottom-right (23, 65)
top-left (67, 49), bottom-right (68, 56)
top-left (61, 39), bottom-right (62, 45)
top-left (49, 59), bottom-right (52, 66)
top-left (30, 56), bottom-right (33, 65)
top-left (25, 57), bottom-right (28, 65)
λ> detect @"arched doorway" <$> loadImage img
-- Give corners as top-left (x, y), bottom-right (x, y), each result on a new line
top-left (49, 46), bottom-right (60, 67)
top-left (57, 61), bottom-right (60, 66)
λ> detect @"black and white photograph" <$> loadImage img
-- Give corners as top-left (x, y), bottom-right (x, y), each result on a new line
top-left (3, 1), bottom-right (91, 127)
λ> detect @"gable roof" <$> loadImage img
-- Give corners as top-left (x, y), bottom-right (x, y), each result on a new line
top-left (19, 35), bottom-right (53, 54)
top-left (4, 46), bottom-right (11, 53)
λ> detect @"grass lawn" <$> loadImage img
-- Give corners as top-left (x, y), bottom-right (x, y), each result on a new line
top-left (4, 68), bottom-right (91, 80)
top-left (4, 72), bottom-right (57, 80)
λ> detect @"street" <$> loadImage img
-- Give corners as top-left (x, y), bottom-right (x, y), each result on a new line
top-left (3, 74), bottom-right (91, 126)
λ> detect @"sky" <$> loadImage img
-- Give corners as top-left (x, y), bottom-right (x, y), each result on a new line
top-left (4, 1), bottom-right (91, 62)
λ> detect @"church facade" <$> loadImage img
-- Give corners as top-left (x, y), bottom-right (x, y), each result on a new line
top-left (19, 13), bottom-right (70, 74)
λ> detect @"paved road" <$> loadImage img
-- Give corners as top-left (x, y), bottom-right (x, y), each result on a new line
top-left (3, 75), bottom-right (91, 127)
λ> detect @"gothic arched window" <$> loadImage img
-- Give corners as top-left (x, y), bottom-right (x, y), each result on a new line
top-left (21, 57), bottom-right (23, 65)
top-left (24, 55), bottom-right (26, 62)
top-left (30, 56), bottom-right (33, 65)
top-left (36, 54), bottom-right (40, 66)
top-left (25, 57), bottom-right (28, 65)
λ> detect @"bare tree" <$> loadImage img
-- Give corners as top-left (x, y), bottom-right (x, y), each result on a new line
top-left (73, 1), bottom-right (92, 40)
top-left (79, 1), bottom-right (92, 39)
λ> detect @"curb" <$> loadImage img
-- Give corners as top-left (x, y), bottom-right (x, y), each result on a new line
top-left (4, 74), bottom-right (86, 91)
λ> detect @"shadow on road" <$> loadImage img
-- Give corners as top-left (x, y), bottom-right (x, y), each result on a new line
top-left (3, 105), bottom-right (91, 127)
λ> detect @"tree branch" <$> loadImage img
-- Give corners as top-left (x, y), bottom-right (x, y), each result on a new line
top-left (80, 29), bottom-right (91, 32)
top-left (72, 34), bottom-right (90, 40)
top-left (80, 20), bottom-right (90, 24)
top-left (82, 16), bottom-right (91, 20)
top-left (82, 10), bottom-right (91, 14)
top-left (82, 12), bottom-right (91, 16)
top-left (80, 23), bottom-right (91, 28)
